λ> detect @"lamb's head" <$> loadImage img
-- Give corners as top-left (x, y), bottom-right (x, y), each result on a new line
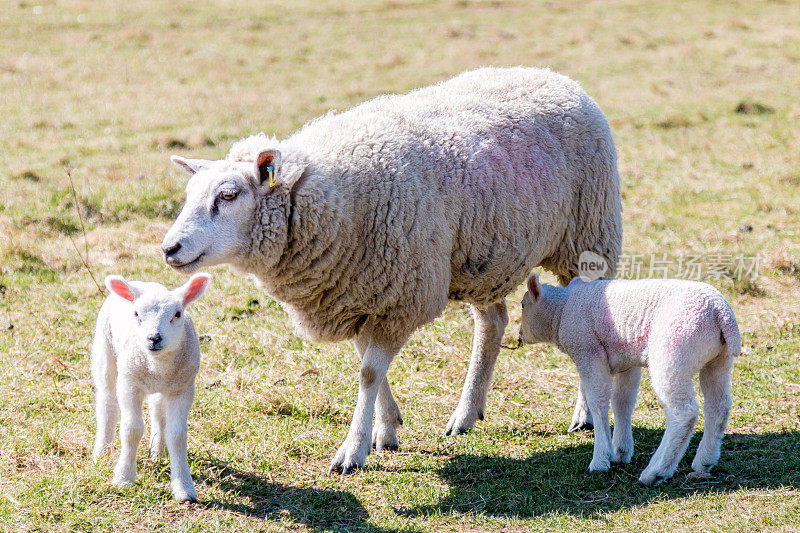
top-left (519, 273), bottom-right (562, 345)
top-left (104, 273), bottom-right (211, 354)
top-left (162, 148), bottom-right (290, 273)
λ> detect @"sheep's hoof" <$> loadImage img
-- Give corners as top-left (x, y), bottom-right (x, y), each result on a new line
top-left (443, 407), bottom-right (479, 436)
top-left (568, 420), bottom-right (593, 433)
top-left (328, 460), bottom-right (361, 476)
top-left (372, 423), bottom-right (400, 452)
top-left (587, 459), bottom-right (610, 473)
top-left (172, 485), bottom-right (199, 503)
top-left (639, 471), bottom-right (667, 487)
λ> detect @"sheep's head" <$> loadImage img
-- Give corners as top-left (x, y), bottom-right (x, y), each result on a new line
top-left (162, 149), bottom-right (289, 273)
top-left (104, 273), bottom-right (211, 354)
top-left (519, 273), bottom-right (556, 345)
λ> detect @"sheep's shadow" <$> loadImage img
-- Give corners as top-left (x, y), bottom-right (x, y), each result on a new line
top-left (399, 428), bottom-right (800, 519)
top-left (191, 457), bottom-right (396, 532)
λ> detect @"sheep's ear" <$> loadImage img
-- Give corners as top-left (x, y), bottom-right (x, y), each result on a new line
top-left (254, 149), bottom-right (281, 187)
top-left (527, 273), bottom-right (541, 301)
top-left (105, 275), bottom-right (137, 302)
top-left (171, 155), bottom-right (210, 175)
top-left (175, 273), bottom-right (212, 307)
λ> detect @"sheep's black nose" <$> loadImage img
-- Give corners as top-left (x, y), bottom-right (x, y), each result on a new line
top-left (148, 334), bottom-right (163, 348)
top-left (162, 242), bottom-right (182, 257)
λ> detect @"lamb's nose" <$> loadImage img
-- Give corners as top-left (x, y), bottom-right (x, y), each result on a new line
top-left (148, 333), bottom-right (162, 346)
top-left (162, 242), bottom-right (182, 257)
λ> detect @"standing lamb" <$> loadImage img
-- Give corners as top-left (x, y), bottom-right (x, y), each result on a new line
top-left (161, 67), bottom-right (622, 473)
top-left (519, 274), bottom-right (741, 486)
top-left (91, 273), bottom-right (211, 502)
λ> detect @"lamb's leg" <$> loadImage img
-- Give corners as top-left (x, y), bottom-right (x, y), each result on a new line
top-left (692, 353), bottom-right (733, 473)
top-left (639, 372), bottom-right (698, 486)
top-left (611, 367), bottom-right (642, 464)
top-left (576, 358), bottom-right (614, 473)
top-left (147, 393), bottom-right (167, 460)
top-left (445, 300), bottom-right (508, 436)
top-left (330, 331), bottom-right (403, 474)
top-left (91, 338), bottom-right (118, 462)
top-left (112, 385), bottom-right (145, 487)
top-left (568, 381), bottom-right (594, 432)
top-left (354, 336), bottom-right (402, 452)
top-left (164, 386), bottom-right (197, 502)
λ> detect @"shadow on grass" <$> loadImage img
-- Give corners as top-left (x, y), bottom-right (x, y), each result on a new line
top-left (399, 427), bottom-right (800, 519)
top-left (191, 457), bottom-right (398, 532)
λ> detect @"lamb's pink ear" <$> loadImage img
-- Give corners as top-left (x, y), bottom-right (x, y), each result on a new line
top-left (255, 149), bottom-right (281, 187)
top-left (527, 273), bottom-right (541, 301)
top-left (105, 275), bottom-right (136, 302)
top-left (175, 273), bottom-right (212, 307)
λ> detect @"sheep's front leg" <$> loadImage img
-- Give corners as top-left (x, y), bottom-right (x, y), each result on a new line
top-left (113, 384), bottom-right (145, 487)
top-left (330, 333), bottom-right (402, 474)
top-left (147, 393), bottom-right (167, 460)
top-left (91, 338), bottom-right (118, 461)
top-left (445, 300), bottom-right (508, 435)
top-left (164, 386), bottom-right (197, 502)
top-left (574, 355), bottom-right (613, 473)
top-left (611, 367), bottom-right (641, 463)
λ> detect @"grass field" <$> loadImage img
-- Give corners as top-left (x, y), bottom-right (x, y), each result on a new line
top-left (1, 0), bottom-right (799, 530)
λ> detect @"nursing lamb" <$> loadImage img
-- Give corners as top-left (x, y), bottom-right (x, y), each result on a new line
top-left (161, 67), bottom-right (623, 473)
top-left (519, 274), bottom-right (741, 485)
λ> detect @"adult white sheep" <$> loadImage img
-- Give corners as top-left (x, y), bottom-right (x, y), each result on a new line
top-left (161, 67), bottom-right (623, 474)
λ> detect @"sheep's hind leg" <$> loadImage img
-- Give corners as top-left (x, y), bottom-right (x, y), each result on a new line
top-left (639, 372), bottom-right (698, 486)
top-left (91, 339), bottom-right (118, 462)
top-left (611, 367), bottom-right (641, 463)
top-left (331, 331), bottom-right (404, 474)
top-left (568, 381), bottom-right (595, 432)
top-left (355, 336), bottom-right (403, 452)
top-left (692, 353), bottom-right (733, 473)
top-left (445, 300), bottom-right (508, 436)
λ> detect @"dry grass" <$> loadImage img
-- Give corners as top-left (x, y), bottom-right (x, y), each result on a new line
top-left (1, 0), bottom-right (799, 530)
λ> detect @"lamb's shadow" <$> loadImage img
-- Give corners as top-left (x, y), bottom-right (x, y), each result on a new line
top-left (400, 428), bottom-right (800, 519)
top-left (191, 457), bottom-right (395, 532)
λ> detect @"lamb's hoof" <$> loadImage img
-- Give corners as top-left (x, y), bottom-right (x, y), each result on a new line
top-left (588, 458), bottom-right (610, 473)
top-left (328, 460), bottom-right (361, 476)
top-left (639, 471), bottom-right (668, 487)
top-left (444, 406), bottom-right (482, 436)
top-left (172, 484), bottom-right (198, 503)
top-left (112, 476), bottom-right (136, 489)
top-left (612, 447), bottom-right (633, 464)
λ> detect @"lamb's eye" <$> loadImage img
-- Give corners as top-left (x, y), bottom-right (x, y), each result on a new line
top-left (133, 311), bottom-right (139, 318)
top-left (218, 190), bottom-right (238, 201)
top-left (174, 311), bottom-right (181, 319)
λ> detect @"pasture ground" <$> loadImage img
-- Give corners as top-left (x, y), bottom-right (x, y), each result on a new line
top-left (1, 0), bottom-right (799, 531)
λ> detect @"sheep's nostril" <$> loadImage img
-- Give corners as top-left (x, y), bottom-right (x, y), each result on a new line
top-left (162, 242), bottom-right (182, 257)
top-left (148, 334), bottom-right (162, 345)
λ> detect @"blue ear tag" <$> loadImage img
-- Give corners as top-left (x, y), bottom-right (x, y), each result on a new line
top-left (267, 166), bottom-right (275, 187)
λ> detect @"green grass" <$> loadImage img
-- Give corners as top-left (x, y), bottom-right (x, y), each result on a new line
top-left (1, 0), bottom-right (800, 530)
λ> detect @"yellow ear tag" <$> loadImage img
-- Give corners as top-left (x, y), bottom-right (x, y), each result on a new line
top-left (267, 166), bottom-right (276, 187)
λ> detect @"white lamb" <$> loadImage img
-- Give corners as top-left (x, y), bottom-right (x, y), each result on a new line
top-left (519, 274), bottom-right (741, 486)
top-left (160, 67), bottom-right (623, 473)
top-left (91, 273), bottom-right (211, 502)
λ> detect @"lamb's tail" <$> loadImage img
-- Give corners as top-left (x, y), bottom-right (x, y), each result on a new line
top-left (715, 299), bottom-right (742, 358)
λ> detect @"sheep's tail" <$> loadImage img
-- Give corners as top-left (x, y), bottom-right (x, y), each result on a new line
top-left (715, 300), bottom-right (742, 358)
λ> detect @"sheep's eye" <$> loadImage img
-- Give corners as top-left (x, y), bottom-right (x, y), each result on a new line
top-left (174, 311), bottom-right (181, 319)
top-left (133, 311), bottom-right (139, 318)
top-left (218, 190), bottom-right (238, 201)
